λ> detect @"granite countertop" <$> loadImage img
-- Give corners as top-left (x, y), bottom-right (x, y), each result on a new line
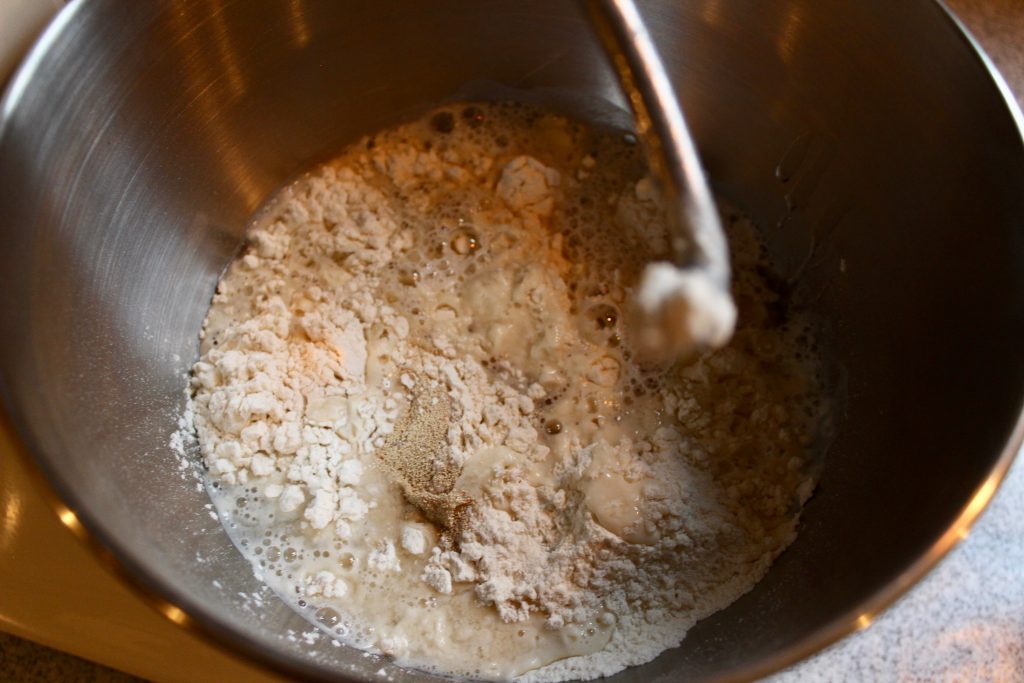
top-left (1, 1), bottom-right (1023, 682)
top-left (0, 631), bottom-right (142, 683)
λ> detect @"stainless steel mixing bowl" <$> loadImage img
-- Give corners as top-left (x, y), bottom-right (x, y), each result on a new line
top-left (2, 1), bottom-right (1023, 681)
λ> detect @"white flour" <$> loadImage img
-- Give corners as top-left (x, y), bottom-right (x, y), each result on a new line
top-left (187, 103), bottom-right (828, 681)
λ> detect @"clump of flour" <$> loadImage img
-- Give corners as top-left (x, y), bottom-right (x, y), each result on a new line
top-left (187, 103), bottom-right (829, 681)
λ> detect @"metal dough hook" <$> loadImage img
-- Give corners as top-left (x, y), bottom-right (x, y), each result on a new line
top-left (586, 0), bottom-right (736, 358)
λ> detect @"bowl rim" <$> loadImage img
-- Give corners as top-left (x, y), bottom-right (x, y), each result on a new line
top-left (2, 0), bottom-right (1023, 681)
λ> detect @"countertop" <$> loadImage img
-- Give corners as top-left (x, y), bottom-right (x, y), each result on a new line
top-left (1, 1), bottom-right (1023, 682)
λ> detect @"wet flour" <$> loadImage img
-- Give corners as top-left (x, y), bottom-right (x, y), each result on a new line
top-left (187, 103), bottom-right (828, 681)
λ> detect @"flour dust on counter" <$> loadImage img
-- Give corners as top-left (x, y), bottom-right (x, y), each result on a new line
top-left (186, 102), bottom-right (830, 682)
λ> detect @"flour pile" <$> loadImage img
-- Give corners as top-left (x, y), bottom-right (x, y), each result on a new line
top-left (188, 103), bottom-right (828, 681)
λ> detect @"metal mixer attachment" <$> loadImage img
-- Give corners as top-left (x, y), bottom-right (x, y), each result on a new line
top-left (586, 0), bottom-right (736, 360)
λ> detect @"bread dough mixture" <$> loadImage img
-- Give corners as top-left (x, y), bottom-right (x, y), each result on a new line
top-left (188, 103), bottom-right (828, 681)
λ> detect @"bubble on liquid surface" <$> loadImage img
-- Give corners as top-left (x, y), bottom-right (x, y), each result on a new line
top-left (316, 607), bottom-right (341, 627)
